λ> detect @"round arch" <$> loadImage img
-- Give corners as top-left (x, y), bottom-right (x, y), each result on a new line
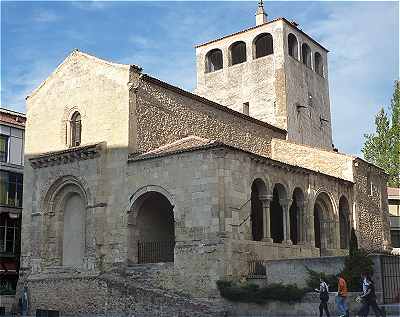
top-left (313, 191), bottom-right (336, 251)
top-left (339, 195), bottom-right (351, 249)
top-left (41, 176), bottom-right (91, 268)
top-left (128, 186), bottom-right (175, 264)
top-left (253, 33), bottom-right (273, 59)
top-left (289, 187), bottom-right (305, 244)
top-left (250, 178), bottom-right (268, 241)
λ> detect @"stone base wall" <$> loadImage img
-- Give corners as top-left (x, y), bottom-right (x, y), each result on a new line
top-left (23, 270), bottom-right (226, 316)
top-left (0, 295), bottom-right (15, 313)
top-left (226, 238), bottom-right (323, 278)
top-left (221, 292), bottom-right (382, 316)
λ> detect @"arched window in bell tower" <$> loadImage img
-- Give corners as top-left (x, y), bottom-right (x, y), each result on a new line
top-left (302, 43), bottom-right (312, 68)
top-left (229, 41), bottom-right (247, 65)
top-left (205, 49), bottom-right (223, 73)
top-left (314, 52), bottom-right (324, 76)
top-left (70, 111), bottom-right (81, 147)
top-left (288, 33), bottom-right (298, 59)
top-left (254, 33), bottom-right (273, 58)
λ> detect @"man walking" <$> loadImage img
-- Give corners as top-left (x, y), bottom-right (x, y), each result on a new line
top-left (336, 273), bottom-right (349, 317)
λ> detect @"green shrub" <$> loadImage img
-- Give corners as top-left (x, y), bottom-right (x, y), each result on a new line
top-left (305, 267), bottom-right (338, 292)
top-left (216, 280), bottom-right (307, 304)
top-left (341, 248), bottom-right (374, 291)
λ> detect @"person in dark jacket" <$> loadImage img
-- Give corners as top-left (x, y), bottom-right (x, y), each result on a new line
top-left (357, 272), bottom-right (383, 317)
top-left (315, 276), bottom-right (330, 317)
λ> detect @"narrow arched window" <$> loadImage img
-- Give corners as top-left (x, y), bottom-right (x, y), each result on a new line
top-left (314, 52), bottom-right (324, 76)
top-left (230, 41), bottom-right (246, 65)
top-left (254, 33), bottom-right (273, 58)
top-left (70, 112), bottom-right (81, 147)
top-left (302, 43), bottom-right (312, 68)
top-left (288, 33), bottom-right (298, 59)
top-left (205, 49), bottom-right (223, 73)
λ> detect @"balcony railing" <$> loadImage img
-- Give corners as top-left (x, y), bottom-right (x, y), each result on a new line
top-left (248, 260), bottom-right (267, 277)
top-left (137, 240), bottom-right (175, 264)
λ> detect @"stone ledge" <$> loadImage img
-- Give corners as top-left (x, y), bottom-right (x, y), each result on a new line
top-left (29, 143), bottom-right (103, 169)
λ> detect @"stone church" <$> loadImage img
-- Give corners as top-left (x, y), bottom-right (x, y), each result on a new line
top-left (20, 2), bottom-right (391, 314)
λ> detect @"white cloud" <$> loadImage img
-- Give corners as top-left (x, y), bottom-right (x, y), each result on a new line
top-left (32, 10), bottom-right (59, 23)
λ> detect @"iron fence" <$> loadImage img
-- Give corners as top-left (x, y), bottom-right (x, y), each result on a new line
top-left (381, 255), bottom-right (400, 304)
top-left (137, 240), bottom-right (175, 264)
top-left (248, 260), bottom-right (267, 277)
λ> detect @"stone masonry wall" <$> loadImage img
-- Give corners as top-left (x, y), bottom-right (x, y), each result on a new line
top-left (353, 158), bottom-right (391, 250)
top-left (134, 77), bottom-right (285, 157)
top-left (271, 138), bottom-right (354, 181)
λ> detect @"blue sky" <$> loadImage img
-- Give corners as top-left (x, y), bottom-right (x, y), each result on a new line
top-left (1, 1), bottom-right (399, 155)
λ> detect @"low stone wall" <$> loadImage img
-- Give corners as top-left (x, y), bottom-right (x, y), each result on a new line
top-left (226, 239), bottom-right (321, 278)
top-left (222, 292), bottom-right (371, 316)
top-left (24, 270), bottom-right (226, 316)
top-left (261, 256), bottom-right (345, 288)
top-left (0, 295), bottom-right (15, 313)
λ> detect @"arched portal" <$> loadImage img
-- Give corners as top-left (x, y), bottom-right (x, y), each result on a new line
top-left (271, 184), bottom-right (286, 243)
top-left (128, 191), bottom-right (175, 264)
top-left (250, 179), bottom-right (267, 241)
top-left (290, 188), bottom-right (304, 245)
top-left (314, 192), bottom-right (335, 251)
top-left (339, 196), bottom-right (350, 249)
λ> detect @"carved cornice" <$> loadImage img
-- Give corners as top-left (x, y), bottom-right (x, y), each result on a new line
top-left (29, 143), bottom-right (102, 169)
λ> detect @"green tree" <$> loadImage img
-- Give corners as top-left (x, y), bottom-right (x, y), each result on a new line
top-left (362, 81), bottom-right (400, 187)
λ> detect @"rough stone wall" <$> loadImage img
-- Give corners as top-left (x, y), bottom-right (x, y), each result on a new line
top-left (195, 19), bottom-right (332, 149)
top-left (219, 149), bottom-right (353, 278)
top-left (270, 138), bottom-right (354, 181)
top-left (134, 78), bottom-right (285, 157)
top-left (195, 20), bottom-right (285, 128)
top-left (353, 158), bottom-right (391, 250)
top-left (282, 22), bottom-right (332, 149)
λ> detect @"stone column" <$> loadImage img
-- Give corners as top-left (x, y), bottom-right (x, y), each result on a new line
top-left (260, 194), bottom-right (273, 243)
top-left (281, 199), bottom-right (292, 245)
top-left (297, 201), bottom-right (305, 244)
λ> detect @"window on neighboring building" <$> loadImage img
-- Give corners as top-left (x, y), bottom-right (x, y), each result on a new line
top-left (0, 134), bottom-right (9, 163)
top-left (0, 213), bottom-right (19, 255)
top-left (230, 41), bottom-right (247, 65)
top-left (391, 230), bottom-right (400, 248)
top-left (254, 33), bottom-right (273, 58)
top-left (288, 33), bottom-right (298, 59)
top-left (205, 49), bottom-right (223, 73)
top-left (0, 171), bottom-right (23, 208)
top-left (70, 112), bottom-right (81, 147)
top-left (314, 52), bottom-right (324, 76)
top-left (243, 102), bottom-right (249, 115)
top-left (302, 43), bottom-right (312, 68)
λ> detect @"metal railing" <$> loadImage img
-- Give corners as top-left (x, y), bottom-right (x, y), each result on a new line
top-left (381, 255), bottom-right (400, 303)
top-left (248, 260), bottom-right (267, 277)
top-left (137, 240), bottom-right (175, 264)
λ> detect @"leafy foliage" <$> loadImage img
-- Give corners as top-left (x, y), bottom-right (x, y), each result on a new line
top-left (305, 267), bottom-right (338, 292)
top-left (362, 81), bottom-right (400, 187)
top-left (306, 241), bottom-right (374, 293)
top-left (216, 280), bottom-right (307, 303)
top-left (341, 249), bottom-right (374, 291)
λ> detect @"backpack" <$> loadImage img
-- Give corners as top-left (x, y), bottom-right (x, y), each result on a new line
top-left (320, 282), bottom-right (329, 302)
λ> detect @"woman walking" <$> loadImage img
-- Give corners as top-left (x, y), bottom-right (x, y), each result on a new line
top-left (357, 272), bottom-right (383, 317)
top-left (316, 276), bottom-right (331, 317)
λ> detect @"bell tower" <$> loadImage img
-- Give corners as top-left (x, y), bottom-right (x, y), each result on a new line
top-left (195, 3), bottom-right (333, 149)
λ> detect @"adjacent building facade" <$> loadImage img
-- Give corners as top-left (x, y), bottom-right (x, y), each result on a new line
top-left (18, 3), bottom-right (392, 315)
top-left (388, 187), bottom-right (400, 248)
top-left (0, 108), bottom-right (25, 299)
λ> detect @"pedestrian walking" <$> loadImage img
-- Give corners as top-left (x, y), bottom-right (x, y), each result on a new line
top-left (356, 272), bottom-right (384, 317)
top-left (336, 273), bottom-right (349, 317)
top-left (315, 276), bottom-right (331, 317)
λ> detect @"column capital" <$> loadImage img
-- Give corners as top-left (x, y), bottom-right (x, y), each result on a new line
top-left (259, 194), bottom-right (273, 202)
top-left (280, 198), bottom-right (292, 207)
